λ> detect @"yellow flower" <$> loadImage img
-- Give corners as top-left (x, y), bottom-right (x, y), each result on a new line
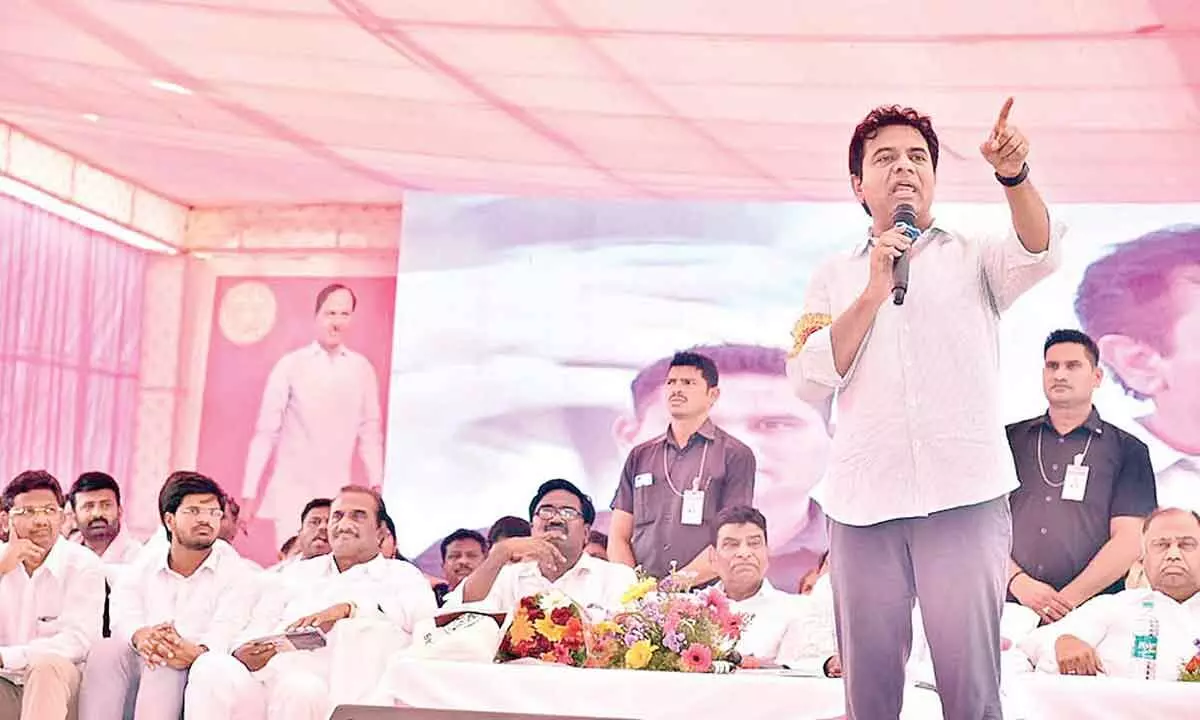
top-left (533, 616), bottom-right (566, 642)
top-left (621, 579), bottom-right (657, 605)
top-left (507, 610), bottom-right (536, 644)
top-left (593, 620), bottom-right (621, 636)
top-left (624, 639), bottom-right (655, 669)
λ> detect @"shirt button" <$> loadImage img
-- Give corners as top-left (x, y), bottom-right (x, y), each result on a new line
top-left (1052, 464), bottom-right (1059, 471)
top-left (1036, 564), bottom-right (1044, 574)
top-left (1040, 528), bottom-right (1048, 535)
top-left (1058, 438), bottom-right (1065, 444)
top-left (663, 544), bottom-right (671, 551)
top-left (1045, 496), bottom-right (1052, 502)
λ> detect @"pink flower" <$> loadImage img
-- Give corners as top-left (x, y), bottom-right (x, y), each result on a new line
top-left (720, 614), bottom-right (743, 639)
top-left (705, 589), bottom-right (729, 612)
top-left (680, 643), bottom-right (714, 673)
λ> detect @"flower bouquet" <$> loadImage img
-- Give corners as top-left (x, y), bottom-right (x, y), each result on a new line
top-left (1179, 639), bottom-right (1200, 682)
top-left (588, 571), bottom-right (749, 673)
top-left (495, 589), bottom-right (590, 667)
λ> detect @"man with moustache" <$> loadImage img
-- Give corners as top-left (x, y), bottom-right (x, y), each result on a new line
top-left (68, 472), bottom-right (143, 577)
top-left (431, 529), bottom-right (487, 606)
top-left (242, 283), bottom-right (385, 545)
top-left (788, 100), bottom-right (1063, 719)
top-left (0, 471), bottom-right (106, 720)
top-left (455, 479), bottom-right (636, 615)
top-left (184, 486), bottom-right (435, 720)
top-left (1022, 507), bottom-right (1200, 678)
top-left (608, 351), bottom-right (756, 585)
top-left (78, 472), bottom-right (258, 720)
top-left (615, 344), bottom-right (831, 588)
top-left (270, 498), bottom-right (332, 573)
top-left (1006, 330), bottom-right (1155, 623)
top-left (710, 506), bottom-right (840, 675)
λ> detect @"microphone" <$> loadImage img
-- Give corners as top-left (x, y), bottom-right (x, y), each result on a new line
top-left (891, 203), bottom-right (920, 305)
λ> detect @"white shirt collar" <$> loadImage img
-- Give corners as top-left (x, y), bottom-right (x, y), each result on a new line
top-left (515, 549), bottom-right (597, 582)
top-left (30, 537), bottom-right (71, 580)
top-left (151, 541), bottom-right (226, 577)
top-left (719, 578), bottom-right (780, 604)
top-left (317, 551), bottom-right (386, 576)
top-left (306, 341), bottom-right (348, 358)
top-left (854, 221), bottom-right (954, 257)
top-left (73, 527), bottom-right (133, 559)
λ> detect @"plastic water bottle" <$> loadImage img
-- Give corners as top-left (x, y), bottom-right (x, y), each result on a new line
top-left (1129, 597), bottom-right (1159, 680)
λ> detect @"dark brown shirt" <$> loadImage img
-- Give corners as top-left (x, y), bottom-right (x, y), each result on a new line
top-left (1007, 409), bottom-right (1156, 596)
top-left (611, 419), bottom-right (756, 578)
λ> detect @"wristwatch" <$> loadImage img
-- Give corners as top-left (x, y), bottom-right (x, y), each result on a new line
top-left (996, 162), bottom-right (1030, 187)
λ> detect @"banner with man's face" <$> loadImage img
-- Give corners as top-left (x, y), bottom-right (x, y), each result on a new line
top-left (384, 194), bottom-right (1200, 588)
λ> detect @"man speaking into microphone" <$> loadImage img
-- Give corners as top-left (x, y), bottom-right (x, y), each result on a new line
top-left (786, 101), bottom-right (1064, 719)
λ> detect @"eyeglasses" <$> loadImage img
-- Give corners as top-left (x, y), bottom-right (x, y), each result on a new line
top-left (535, 505), bottom-right (582, 521)
top-left (176, 507), bottom-right (224, 519)
top-left (9, 506), bottom-right (62, 518)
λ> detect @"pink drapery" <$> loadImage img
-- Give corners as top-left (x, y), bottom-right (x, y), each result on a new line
top-left (0, 192), bottom-right (146, 490)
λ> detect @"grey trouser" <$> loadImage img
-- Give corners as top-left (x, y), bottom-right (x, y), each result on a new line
top-left (830, 496), bottom-right (1011, 720)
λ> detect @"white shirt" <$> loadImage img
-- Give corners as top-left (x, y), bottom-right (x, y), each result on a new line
top-left (787, 221), bottom-right (1065, 525)
top-left (1125, 418), bottom-right (1200, 513)
top-left (1019, 588), bottom-right (1200, 680)
top-left (446, 552), bottom-right (637, 618)
top-left (725, 578), bottom-right (838, 674)
top-left (0, 539), bottom-right (106, 674)
top-left (111, 540), bottom-right (259, 654)
top-left (239, 554), bottom-right (436, 643)
top-left (243, 342), bottom-right (384, 523)
top-left (74, 528), bottom-right (144, 584)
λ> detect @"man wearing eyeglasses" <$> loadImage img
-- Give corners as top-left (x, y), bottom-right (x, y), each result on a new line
top-left (183, 485), bottom-right (435, 720)
top-left (0, 470), bottom-right (106, 720)
top-left (78, 471), bottom-right (258, 720)
top-left (1020, 507), bottom-right (1200, 679)
top-left (453, 479), bottom-right (637, 615)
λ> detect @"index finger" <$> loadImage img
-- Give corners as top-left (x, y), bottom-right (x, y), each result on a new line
top-left (994, 97), bottom-right (1014, 131)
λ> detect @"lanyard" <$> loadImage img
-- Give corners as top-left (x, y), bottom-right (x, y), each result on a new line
top-left (664, 436), bottom-right (709, 496)
top-left (1036, 424), bottom-right (1094, 489)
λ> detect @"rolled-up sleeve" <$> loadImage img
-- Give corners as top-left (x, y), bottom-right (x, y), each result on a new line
top-left (785, 259), bottom-right (853, 400)
top-left (980, 216), bottom-right (1067, 311)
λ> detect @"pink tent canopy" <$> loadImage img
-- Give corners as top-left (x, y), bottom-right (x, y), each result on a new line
top-left (1, 0), bottom-right (1197, 206)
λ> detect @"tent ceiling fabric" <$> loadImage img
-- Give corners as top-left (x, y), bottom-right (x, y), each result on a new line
top-left (1, 0), bottom-right (1197, 207)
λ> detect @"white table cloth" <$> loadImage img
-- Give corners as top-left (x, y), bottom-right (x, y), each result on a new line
top-left (379, 659), bottom-right (947, 720)
top-left (1009, 673), bottom-right (1200, 719)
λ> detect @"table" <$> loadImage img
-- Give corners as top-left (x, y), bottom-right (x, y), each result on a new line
top-left (1008, 673), bottom-right (1200, 719)
top-left (379, 659), bottom-right (947, 720)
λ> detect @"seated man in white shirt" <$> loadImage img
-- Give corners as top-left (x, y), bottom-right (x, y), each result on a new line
top-left (184, 485), bottom-right (435, 720)
top-left (268, 498), bottom-right (331, 573)
top-left (710, 506), bottom-right (840, 676)
top-left (1020, 507), bottom-right (1200, 679)
top-left (0, 470), bottom-right (106, 720)
top-left (452, 479), bottom-right (637, 616)
top-left (68, 471), bottom-right (144, 573)
top-left (78, 471), bottom-right (258, 720)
